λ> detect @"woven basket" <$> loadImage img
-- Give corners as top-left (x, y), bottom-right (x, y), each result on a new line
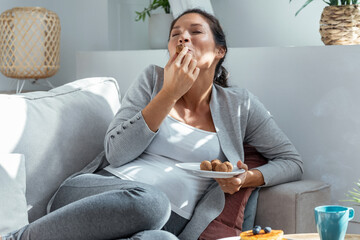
top-left (0, 7), bottom-right (61, 79)
top-left (320, 5), bottom-right (360, 45)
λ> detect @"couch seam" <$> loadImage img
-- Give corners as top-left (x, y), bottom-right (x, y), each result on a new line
top-left (9, 78), bottom-right (119, 101)
top-left (295, 183), bottom-right (330, 196)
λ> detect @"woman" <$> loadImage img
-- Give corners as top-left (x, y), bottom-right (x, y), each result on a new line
top-left (1, 9), bottom-right (303, 240)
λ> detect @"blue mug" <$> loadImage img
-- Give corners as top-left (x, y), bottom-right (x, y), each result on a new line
top-left (314, 205), bottom-right (354, 240)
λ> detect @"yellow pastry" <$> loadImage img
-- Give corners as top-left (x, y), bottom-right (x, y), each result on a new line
top-left (240, 229), bottom-right (284, 240)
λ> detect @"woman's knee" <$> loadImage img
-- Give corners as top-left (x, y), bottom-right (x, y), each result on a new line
top-left (128, 230), bottom-right (178, 240)
top-left (106, 183), bottom-right (171, 230)
top-left (128, 184), bottom-right (171, 229)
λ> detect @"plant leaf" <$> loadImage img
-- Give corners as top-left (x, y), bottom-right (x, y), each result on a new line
top-left (295, 0), bottom-right (316, 16)
top-left (134, 0), bottom-right (171, 22)
top-left (349, 190), bottom-right (360, 197)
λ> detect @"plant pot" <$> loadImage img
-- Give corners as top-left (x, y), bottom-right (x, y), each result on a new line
top-left (148, 13), bottom-right (173, 49)
top-left (320, 5), bottom-right (360, 45)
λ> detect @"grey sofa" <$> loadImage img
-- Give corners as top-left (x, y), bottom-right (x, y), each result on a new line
top-left (0, 76), bottom-right (330, 235)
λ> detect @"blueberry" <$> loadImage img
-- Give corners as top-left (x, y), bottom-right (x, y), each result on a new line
top-left (252, 227), bottom-right (261, 235)
top-left (264, 227), bottom-right (272, 233)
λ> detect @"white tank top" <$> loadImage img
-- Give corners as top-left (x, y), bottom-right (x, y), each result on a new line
top-left (104, 115), bottom-right (226, 219)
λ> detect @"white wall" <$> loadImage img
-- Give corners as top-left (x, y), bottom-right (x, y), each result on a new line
top-left (226, 46), bottom-right (360, 234)
top-left (212, 0), bottom-right (325, 47)
top-left (112, 0), bottom-right (326, 50)
top-left (0, 0), bottom-right (109, 92)
top-left (108, 0), bottom-right (149, 50)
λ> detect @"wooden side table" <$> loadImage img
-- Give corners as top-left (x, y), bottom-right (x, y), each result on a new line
top-left (284, 233), bottom-right (360, 240)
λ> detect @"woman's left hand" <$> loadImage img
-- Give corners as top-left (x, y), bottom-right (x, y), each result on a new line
top-left (215, 160), bottom-right (248, 194)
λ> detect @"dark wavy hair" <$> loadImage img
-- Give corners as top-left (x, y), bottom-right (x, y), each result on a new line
top-left (168, 9), bottom-right (229, 87)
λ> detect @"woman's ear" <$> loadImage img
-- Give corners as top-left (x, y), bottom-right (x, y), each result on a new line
top-left (216, 47), bottom-right (226, 59)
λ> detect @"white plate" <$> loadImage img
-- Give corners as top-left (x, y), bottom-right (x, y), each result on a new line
top-left (175, 162), bottom-right (245, 178)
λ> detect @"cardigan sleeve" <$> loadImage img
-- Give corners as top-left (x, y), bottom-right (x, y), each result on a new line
top-left (104, 65), bottom-right (159, 167)
top-left (244, 92), bottom-right (304, 187)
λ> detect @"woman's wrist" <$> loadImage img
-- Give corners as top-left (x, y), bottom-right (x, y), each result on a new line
top-left (243, 169), bottom-right (265, 188)
top-left (142, 90), bottom-right (177, 132)
top-left (158, 88), bottom-right (180, 104)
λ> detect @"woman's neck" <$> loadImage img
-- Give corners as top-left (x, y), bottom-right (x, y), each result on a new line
top-left (179, 69), bottom-right (214, 112)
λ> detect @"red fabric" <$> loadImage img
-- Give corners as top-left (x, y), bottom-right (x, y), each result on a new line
top-left (198, 144), bottom-right (268, 240)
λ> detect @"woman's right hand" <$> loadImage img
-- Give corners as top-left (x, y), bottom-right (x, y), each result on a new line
top-left (162, 46), bottom-right (200, 101)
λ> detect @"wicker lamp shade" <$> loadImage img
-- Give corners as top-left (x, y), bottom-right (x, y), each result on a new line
top-left (0, 7), bottom-right (61, 79)
top-left (320, 5), bottom-right (360, 45)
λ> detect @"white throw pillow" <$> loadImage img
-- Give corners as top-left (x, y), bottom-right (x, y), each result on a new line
top-left (0, 154), bottom-right (28, 235)
top-left (0, 77), bottom-right (121, 222)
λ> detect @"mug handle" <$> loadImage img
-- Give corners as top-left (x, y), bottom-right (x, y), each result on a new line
top-left (349, 208), bottom-right (355, 221)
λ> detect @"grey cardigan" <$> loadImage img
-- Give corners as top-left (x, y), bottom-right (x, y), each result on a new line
top-left (48, 64), bottom-right (303, 240)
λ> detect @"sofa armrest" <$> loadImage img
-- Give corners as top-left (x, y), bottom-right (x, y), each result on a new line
top-left (254, 180), bottom-right (331, 234)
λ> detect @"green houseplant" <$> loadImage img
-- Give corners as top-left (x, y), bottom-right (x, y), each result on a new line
top-left (135, 0), bottom-right (170, 22)
top-left (290, 0), bottom-right (360, 45)
top-left (291, 0), bottom-right (359, 16)
top-left (343, 179), bottom-right (360, 206)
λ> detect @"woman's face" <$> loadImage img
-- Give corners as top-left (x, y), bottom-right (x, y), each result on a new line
top-left (168, 13), bottom-right (223, 70)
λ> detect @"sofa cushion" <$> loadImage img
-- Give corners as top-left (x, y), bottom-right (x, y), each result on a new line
top-left (0, 77), bottom-right (121, 222)
top-left (0, 154), bottom-right (28, 234)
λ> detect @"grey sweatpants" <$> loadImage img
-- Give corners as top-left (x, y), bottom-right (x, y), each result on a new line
top-left (2, 172), bottom-right (188, 240)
